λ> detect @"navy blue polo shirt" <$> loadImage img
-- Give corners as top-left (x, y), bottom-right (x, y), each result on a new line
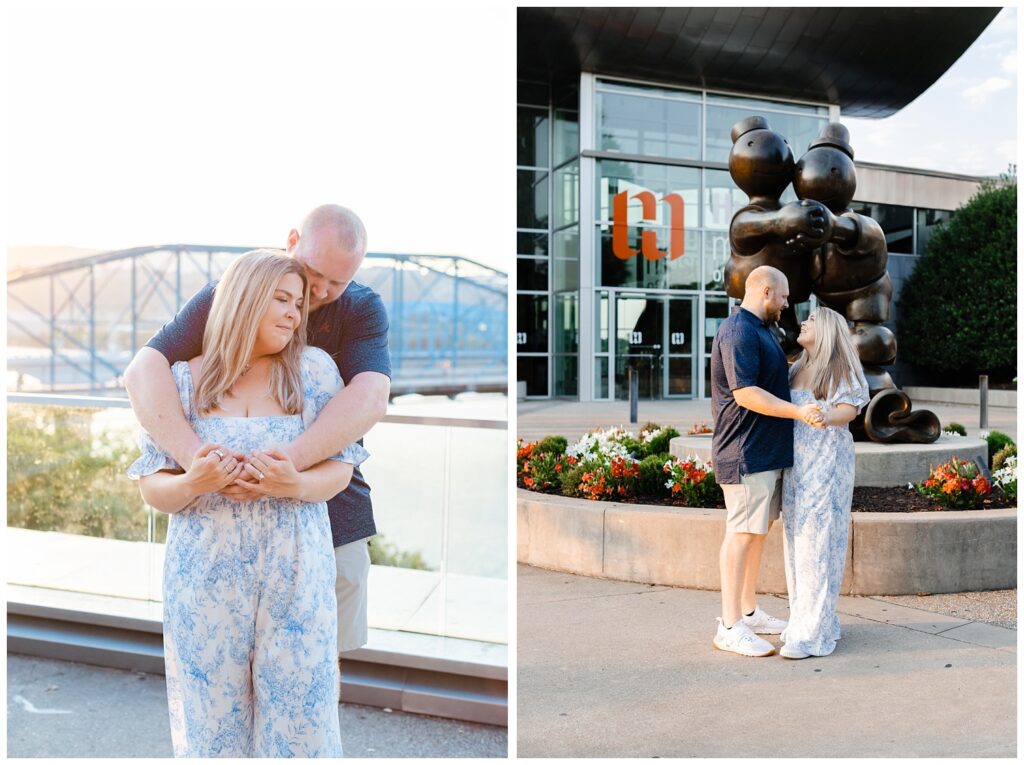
top-left (147, 279), bottom-right (391, 548)
top-left (709, 307), bottom-right (793, 484)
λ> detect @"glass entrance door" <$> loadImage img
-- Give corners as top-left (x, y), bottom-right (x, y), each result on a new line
top-left (613, 293), bottom-right (696, 400)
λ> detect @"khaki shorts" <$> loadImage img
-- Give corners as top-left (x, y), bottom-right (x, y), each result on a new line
top-left (335, 537), bottom-right (371, 653)
top-left (721, 469), bottom-right (782, 535)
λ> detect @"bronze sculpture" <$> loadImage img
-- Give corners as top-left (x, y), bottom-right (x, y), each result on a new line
top-left (727, 117), bottom-right (940, 443)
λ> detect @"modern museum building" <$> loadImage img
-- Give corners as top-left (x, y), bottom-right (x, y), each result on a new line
top-left (516, 7), bottom-right (1001, 401)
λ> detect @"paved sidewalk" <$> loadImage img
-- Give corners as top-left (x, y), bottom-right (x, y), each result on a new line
top-left (518, 564), bottom-right (1016, 758)
top-left (7, 654), bottom-right (507, 758)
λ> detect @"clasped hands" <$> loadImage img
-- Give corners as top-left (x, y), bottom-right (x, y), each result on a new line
top-left (798, 403), bottom-right (828, 429)
top-left (184, 443), bottom-right (302, 502)
top-left (781, 199), bottom-right (835, 252)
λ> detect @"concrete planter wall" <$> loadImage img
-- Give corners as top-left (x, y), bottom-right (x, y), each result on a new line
top-left (517, 489), bottom-right (1016, 595)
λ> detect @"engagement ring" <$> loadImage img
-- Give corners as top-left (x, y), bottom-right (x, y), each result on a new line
top-left (213, 449), bottom-right (225, 460)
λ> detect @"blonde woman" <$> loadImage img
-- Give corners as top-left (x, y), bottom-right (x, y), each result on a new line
top-left (779, 306), bottom-right (869, 660)
top-left (128, 250), bottom-right (365, 757)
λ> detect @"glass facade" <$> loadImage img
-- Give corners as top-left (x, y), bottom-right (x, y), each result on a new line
top-left (518, 74), bottom-right (958, 401)
top-left (517, 82), bottom-right (580, 397)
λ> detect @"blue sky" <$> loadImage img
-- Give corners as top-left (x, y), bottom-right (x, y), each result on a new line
top-left (845, 7), bottom-right (1017, 177)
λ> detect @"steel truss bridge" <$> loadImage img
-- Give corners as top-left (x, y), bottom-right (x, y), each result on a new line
top-left (8, 245), bottom-right (507, 397)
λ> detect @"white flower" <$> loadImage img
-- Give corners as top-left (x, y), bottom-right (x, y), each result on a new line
top-left (980, 431), bottom-right (990, 439)
top-left (665, 478), bottom-right (675, 489)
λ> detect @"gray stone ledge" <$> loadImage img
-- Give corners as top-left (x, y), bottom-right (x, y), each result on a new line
top-left (669, 435), bottom-right (989, 488)
top-left (516, 489), bottom-right (1016, 595)
top-left (905, 385), bottom-right (1017, 408)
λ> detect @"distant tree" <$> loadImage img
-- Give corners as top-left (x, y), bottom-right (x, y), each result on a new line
top-left (897, 166), bottom-right (1016, 382)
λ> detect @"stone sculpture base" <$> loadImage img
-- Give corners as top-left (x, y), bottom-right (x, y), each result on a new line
top-left (668, 434), bottom-right (988, 488)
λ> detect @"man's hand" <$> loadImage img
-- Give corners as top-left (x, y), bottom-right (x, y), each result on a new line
top-left (233, 448), bottom-right (304, 500)
top-left (798, 403), bottom-right (826, 429)
top-left (184, 443), bottom-right (246, 496)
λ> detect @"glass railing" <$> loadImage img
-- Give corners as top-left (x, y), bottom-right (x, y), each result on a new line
top-left (6, 393), bottom-right (508, 645)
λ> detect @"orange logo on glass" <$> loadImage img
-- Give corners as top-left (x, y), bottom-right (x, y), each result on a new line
top-left (612, 191), bottom-right (685, 261)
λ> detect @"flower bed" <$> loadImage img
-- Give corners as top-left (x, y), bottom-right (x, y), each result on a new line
top-left (518, 423), bottom-right (724, 507)
top-left (518, 423), bottom-right (1017, 513)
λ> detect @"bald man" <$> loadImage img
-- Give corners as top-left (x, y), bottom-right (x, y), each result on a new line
top-left (125, 204), bottom-right (390, 666)
top-left (709, 266), bottom-right (824, 657)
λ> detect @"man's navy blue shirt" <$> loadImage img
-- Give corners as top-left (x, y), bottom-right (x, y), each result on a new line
top-left (147, 280), bottom-right (391, 548)
top-left (709, 307), bottom-right (793, 484)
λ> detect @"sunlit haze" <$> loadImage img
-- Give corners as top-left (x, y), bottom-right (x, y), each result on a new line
top-left (7, 1), bottom-right (513, 271)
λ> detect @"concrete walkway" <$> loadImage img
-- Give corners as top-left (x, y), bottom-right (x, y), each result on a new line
top-left (7, 654), bottom-right (507, 758)
top-left (518, 564), bottom-right (1016, 758)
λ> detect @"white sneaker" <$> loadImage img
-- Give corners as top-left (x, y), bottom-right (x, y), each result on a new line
top-left (780, 643), bottom-right (811, 660)
top-left (742, 605), bottom-right (787, 635)
top-left (713, 617), bottom-right (775, 657)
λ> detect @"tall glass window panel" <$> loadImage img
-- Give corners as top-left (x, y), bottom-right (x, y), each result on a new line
top-left (554, 108), bottom-right (580, 166)
top-left (552, 226), bottom-right (579, 291)
top-left (554, 293), bottom-right (579, 354)
top-left (553, 161), bottom-right (580, 229)
top-left (597, 91), bottom-right (700, 160)
top-left (703, 169), bottom-right (747, 230)
top-left (597, 162), bottom-right (700, 225)
top-left (916, 208), bottom-right (952, 254)
top-left (517, 170), bottom-right (549, 230)
top-left (597, 227), bottom-right (700, 289)
top-left (517, 294), bottom-right (548, 353)
top-left (705, 105), bottom-right (826, 164)
top-left (595, 291), bottom-right (610, 353)
top-left (517, 231), bottom-right (548, 256)
top-left (517, 257), bottom-right (549, 291)
top-left (849, 201), bottom-right (914, 254)
top-left (703, 230), bottom-right (731, 291)
top-left (517, 356), bottom-right (548, 397)
top-left (517, 106), bottom-right (550, 168)
top-left (594, 357), bottom-right (609, 399)
top-left (704, 296), bottom-right (730, 354)
top-left (554, 355), bottom-right (578, 397)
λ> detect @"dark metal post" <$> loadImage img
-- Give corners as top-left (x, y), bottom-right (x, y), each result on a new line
top-left (629, 367), bottom-right (638, 424)
top-left (979, 375), bottom-right (989, 429)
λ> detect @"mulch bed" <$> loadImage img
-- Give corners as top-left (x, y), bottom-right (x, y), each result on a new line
top-left (850, 485), bottom-right (1014, 513)
top-left (518, 481), bottom-right (1015, 513)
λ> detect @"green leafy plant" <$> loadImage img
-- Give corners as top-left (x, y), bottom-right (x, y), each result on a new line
top-left (534, 435), bottom-right (567, 456)
top-left (982, 430), bottom-right (1016, 467)
top-left (637, 453), bottom-right (672, 496)
top-left (942, 422), bottom-right (967, 437)
top-left (639, 426), bottom-right (681, 457)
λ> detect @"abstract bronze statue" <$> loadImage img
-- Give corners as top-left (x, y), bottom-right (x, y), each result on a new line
top-left (728, 117), bottom-right (940, 443)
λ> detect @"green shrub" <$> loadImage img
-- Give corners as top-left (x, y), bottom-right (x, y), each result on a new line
top-left (534, 435), bottom-right (567, 456)
top-left (7, 406), bottom-right (157, 541)
top-left (560, 461), bottom-right (588, 496)
top-left (369, 535), bottom-right (429, 570)
top-left (637, 454), bottom-right (671, 496)
top-left (641, 427), bottom-right (681, 457)
top-left (943, 422), bottom-right (967, 437)
top-left (983, 430), bottom-right (1016, 467)
top-left (898, 173), bottom-right (1016, 379)
top-left (993, 443), bottom-right (1017, 472)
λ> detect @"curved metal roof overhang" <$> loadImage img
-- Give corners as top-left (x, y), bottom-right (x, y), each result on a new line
top-left (518, 7), bottom-right (1001, 117)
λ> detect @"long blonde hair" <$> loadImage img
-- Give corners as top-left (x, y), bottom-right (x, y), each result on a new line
top-left (790, 306), bottom-right (864, 400)
top-left (194, 249), bottom-right (310, 416)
